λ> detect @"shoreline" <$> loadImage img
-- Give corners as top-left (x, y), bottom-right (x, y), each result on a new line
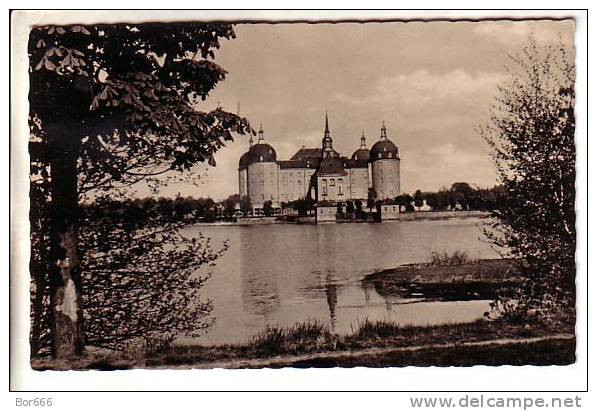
top-left (31, 319), bottom-right (575, 370)
top-left (362, 258), bottom-right (519, 301)
top-left (191, 210), bottom-right (492, 227)
top-left (151, 334), bottom-right (575, 369)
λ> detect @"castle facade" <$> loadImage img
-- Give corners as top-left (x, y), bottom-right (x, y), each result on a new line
top-left (238, 115), bottom-right (401, 210)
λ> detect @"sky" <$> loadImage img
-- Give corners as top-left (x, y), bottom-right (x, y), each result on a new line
top-left (146, 19), bottom-right (575, 201)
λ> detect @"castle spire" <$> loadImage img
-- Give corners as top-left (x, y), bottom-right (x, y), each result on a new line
top-left (360, 131), bottom-right (367, 148)
top-left (258, 123), bottom-right (264, 142)
top-left (380, 121), bottom-right (387, 140)
top-left (322, 112), bottom-right (334, 157)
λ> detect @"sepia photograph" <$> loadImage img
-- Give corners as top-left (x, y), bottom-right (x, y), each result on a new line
top-left (8, 8), bottom-right (588, 394)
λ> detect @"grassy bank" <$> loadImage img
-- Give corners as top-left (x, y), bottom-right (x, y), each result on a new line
top-left (31, 318), bottom-right (574, 370)
top-left (144, 318), bottom-right (572, 368)
top-left (279, 337), bottom-right (575, 368)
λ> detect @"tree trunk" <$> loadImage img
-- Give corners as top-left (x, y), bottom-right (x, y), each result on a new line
top-left (47, 128), bottom-right (85, 359)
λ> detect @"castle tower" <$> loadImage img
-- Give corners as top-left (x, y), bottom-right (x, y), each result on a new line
top-left (370, 122), bottom-right (401, 200)
top-left (241, 123), bottom-right (279, 209)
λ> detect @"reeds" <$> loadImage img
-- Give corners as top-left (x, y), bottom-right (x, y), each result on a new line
top-left (249, 319), bottom-right (332, 354)
top-left (428, 250), bottom-right (475, 266)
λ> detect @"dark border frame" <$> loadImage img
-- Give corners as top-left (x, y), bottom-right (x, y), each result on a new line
top-left (8, 8), bottom-right (590, 393)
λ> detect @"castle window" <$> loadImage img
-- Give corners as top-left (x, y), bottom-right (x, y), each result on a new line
top-left (378, 153), bottom-right (382, 158)
top-left (322, 179), bottom-right (327, 196)
top-left (338, 178), bottom-right (343, 195)
top-left (260, 156), bottom-right (263, 161)
top-left (330, 179), bottom-right (335, 186)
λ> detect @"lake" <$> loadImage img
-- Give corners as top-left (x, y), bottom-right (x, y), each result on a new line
top-left (181, 217), bottom-right (501, 345)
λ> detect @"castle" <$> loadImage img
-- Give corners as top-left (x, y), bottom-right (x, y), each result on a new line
top-left (238, 114), bottom-right (401, 211)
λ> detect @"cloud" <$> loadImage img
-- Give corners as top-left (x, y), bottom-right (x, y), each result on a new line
top-left (329, 68), bottom-right (504, 158)
top-left (332, 69), bottom-right (506, 111)
top-left (401, 144), bottom-right (499, 193)
top-left (472, 20), bottom-right (574, 46)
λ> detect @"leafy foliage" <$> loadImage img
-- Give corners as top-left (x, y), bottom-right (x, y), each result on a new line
top-left (30, 195), bottom-right (229, 355)
top-left (28, 22), bottom-right (251, 197)
top-left (479, 37), bottom-right (575, 323)
top-left (79, 198), bottom-right (227, 352)
top-left (290, 197), bottom-right (316, 216)
top-left (28, 22), bottom-right (251, 356)
top-left (262, 200), bottom-right (273, 216)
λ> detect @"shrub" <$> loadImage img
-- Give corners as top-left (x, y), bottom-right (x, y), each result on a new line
top-left (479, 36), bottom-right (575, 324)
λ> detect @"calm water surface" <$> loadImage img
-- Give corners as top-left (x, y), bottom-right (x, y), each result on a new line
top-left (181, 218), bottom-right (500, 345)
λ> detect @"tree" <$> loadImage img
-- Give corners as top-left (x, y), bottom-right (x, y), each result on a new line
top-left (221, 194), bottom-right (240, 218)
top-left (239, 195), bottom-right (252, 216)
top-left (28, 22), bottom-right (251, 359)
top-left (81, 198), bottom-right (226, 351)
top-left (345, 200), bottom-right (355, 215)
top-left (413, 189), bottom-right (424, 209)
top-left (479, 37), bottom-right (575, 323)
top-left (367, 187), bottom-right (377, 212)
top-left (262, 200), bottom-right (273, 217)
top-left (450, 182), bottom-right (474, 210)
top-left (437, 188), bottom-right (451, 211)
top-left (401, 193), bottom-right (414, 212)
top-left (31, 196), bottom-right (228, 356)
top-left (291, 198), bottom-right (315, 216)
top-left (425, 192), bottom-right (439, 210)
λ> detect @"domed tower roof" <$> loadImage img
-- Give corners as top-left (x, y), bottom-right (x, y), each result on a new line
top-left (239, 151), bottom-right (250, 169)
top-left (352, 131), bottom-right (370, 161)
top-left (246, 124), bottom-right (277, 164)
top-left (370, 122), bottom-right (399, 160)
top-left (248, 143), bottom-right (277, 163)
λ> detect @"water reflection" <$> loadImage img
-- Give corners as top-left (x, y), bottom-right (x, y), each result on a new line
top-left (240, 234), bottom-right (280, 320)
top-left (324, 272), bottom-right (338, 330)
top-left (185, 218), bottom-right (500, 345)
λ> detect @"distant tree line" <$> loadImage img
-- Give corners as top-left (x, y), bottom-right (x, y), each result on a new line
top-left (108, 181), bottom-right (507, 225)
top-left (393, 182), bottom-right (508, 212)
top-left (126, 196), bottom-right (219, 222)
